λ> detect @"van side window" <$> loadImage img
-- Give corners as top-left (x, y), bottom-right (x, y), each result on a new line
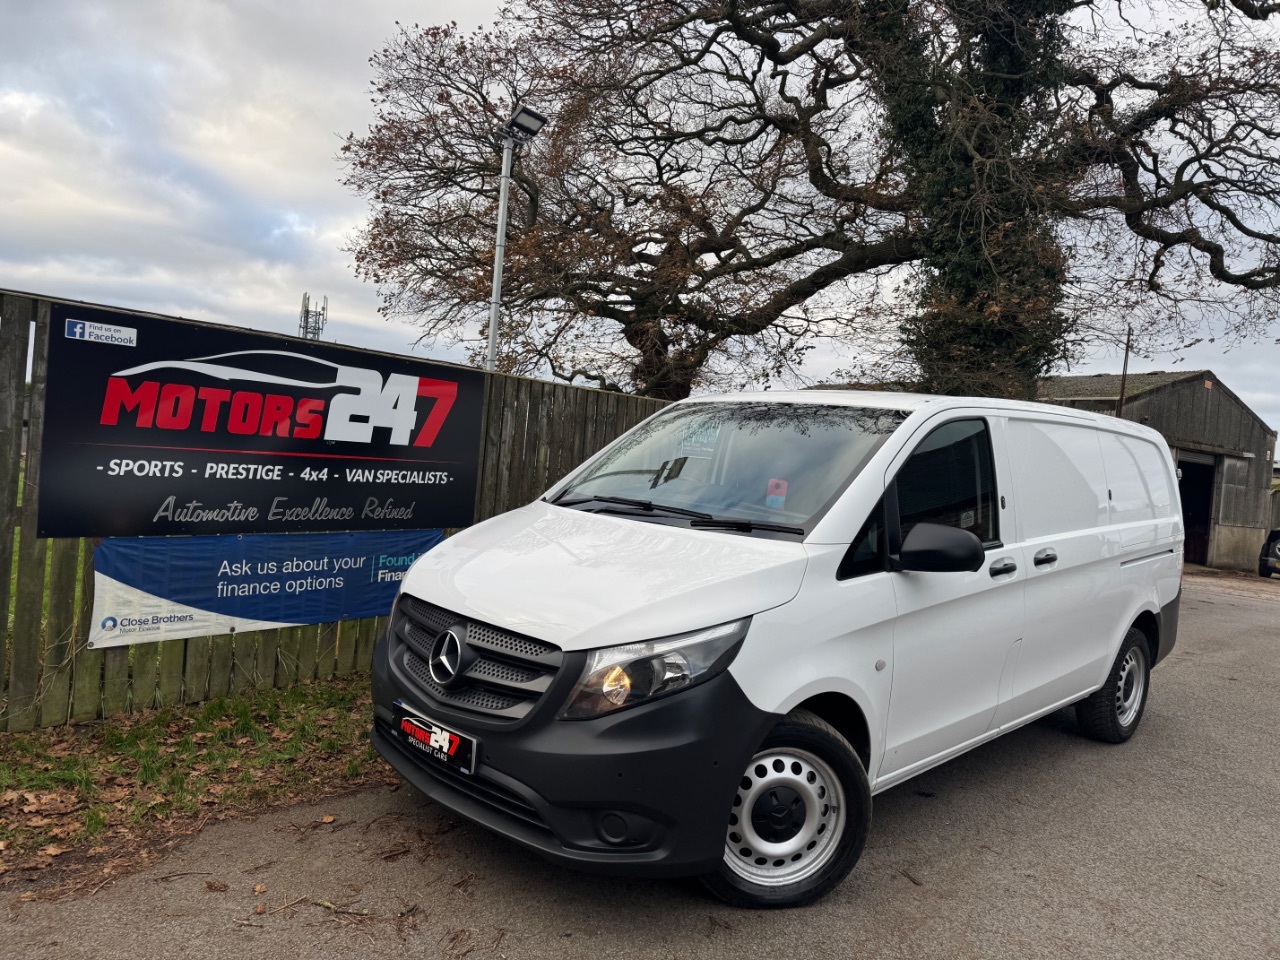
top-left (896, 419), bottom-right (998, 545)
top-left (838, 498), bottom-right (885, 580)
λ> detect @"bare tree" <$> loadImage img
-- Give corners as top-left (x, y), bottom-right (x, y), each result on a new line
top-left (343, 2), bottom-right (1280, 399)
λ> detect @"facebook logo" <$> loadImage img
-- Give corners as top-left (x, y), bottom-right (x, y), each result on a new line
top-left (62, 317), bottom-right (137, 347)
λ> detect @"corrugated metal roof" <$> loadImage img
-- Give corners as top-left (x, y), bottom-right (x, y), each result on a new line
top-left (1038, 370), bottom-right (1208, 400)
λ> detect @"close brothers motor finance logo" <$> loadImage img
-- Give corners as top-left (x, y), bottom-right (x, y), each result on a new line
top-left (96, 350), bottom-right (457, 447)
top-left (100, 617), bottom-right (118, 631)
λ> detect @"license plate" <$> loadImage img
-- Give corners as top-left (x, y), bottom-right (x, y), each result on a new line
top-left (394, 701), bottom-right (478, 775)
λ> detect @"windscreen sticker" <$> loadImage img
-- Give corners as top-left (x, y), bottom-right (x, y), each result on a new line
top-left (679, 423), bottom-right (720, 457)
top-left (766, 478), bottom-right (788, 509)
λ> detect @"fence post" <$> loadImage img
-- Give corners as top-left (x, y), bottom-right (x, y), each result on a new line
top-left (70, 538), bottom-right (101, 722)
top-left (0, 294), bottom-right (34, 732)
top-left (7, 300), bottom-right (49, 731)
top-left (37, 537), bottom-right (80, 726)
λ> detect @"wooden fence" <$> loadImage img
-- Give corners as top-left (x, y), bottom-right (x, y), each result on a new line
top-left (0, 291), bottom-right (665, 732)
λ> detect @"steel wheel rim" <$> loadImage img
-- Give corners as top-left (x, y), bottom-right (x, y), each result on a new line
top-left (723, 747), bottom-right (846, 887)
top-left (1115, 646), bottom-right (1147, 727)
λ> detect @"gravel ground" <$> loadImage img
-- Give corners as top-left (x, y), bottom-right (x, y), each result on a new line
top-left (5, 571), bottom-right (1279, 960)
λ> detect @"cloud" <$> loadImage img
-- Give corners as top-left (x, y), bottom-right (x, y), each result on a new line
top-left (0, 0), bottom-right (498, 360)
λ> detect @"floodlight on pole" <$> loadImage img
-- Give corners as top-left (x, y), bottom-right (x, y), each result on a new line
top-left (506, 105), bottom-right (547, 139)
top-left (486, 105), bottom-right (548, 371)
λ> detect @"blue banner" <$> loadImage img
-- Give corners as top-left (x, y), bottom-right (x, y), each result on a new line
top-left (90, 529), bottom-right (443, 647)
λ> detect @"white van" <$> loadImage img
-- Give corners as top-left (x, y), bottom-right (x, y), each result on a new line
top-left (371, 392), bottom-right (1183, 908)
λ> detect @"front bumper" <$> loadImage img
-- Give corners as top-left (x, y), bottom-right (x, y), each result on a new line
top-left (370, 630), bottom-right (777, 878)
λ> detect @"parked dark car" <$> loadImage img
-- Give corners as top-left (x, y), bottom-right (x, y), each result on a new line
top-left (1261, 529), bottom-right (1280, 578)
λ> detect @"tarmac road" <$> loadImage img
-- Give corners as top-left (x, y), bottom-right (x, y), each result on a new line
top-left (5, 571), bottom-right (1279, 960)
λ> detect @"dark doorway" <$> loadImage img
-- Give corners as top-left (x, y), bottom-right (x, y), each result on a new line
top-left (1178, 460), bottom-right (1215, 564)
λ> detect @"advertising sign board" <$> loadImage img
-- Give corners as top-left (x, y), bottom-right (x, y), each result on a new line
top-left (90, 529), bottom-right (443, 648)
top-left (40, 304), bottom-right (484, 537)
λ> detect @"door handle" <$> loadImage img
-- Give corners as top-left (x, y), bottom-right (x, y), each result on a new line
top-left (989, 560), bottom-right (1017, 578)
top-left (1033, 549), bottom-right (1058, 568)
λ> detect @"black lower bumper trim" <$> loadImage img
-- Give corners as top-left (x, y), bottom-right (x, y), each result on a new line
top-left (371, 632), bottom-right (778, 879)
top-left (1156, 588), bottom-right (1181, 666)
top-left (374, 717), bottom-right (550, 833)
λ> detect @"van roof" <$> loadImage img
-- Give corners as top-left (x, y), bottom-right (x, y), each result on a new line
top-left (684, 390), bottom-right (1166, 439)
top-left (687, 390), bottom-right (937, 411)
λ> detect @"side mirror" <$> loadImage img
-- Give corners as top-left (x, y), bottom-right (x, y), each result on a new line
top-left (897, 522), bottom-right (985, 573)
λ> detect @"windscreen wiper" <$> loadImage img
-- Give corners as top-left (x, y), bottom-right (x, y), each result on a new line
top-left (689, 517), bottom-right (806, 536)
top-left (551, 494), bottom-right (714, 520)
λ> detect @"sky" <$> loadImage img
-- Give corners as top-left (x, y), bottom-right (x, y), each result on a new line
top-left (1, 0), bottom-right (1277, 436)
top-left (0, 0), bottom-right (491, 360)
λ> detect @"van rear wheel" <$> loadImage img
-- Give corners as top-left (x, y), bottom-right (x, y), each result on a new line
top-left (700, 709), bottom-right (870, 909)
top-left (1076, 627), bottom-right (1151, 743)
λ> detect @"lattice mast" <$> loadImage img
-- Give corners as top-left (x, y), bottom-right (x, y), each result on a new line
top-left (298, 293), bottom-right (328, 340)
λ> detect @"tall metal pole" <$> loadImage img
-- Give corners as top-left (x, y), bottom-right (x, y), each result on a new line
top-left (486, 134), bottom-right (516, 371)
top-left (1115, 325), bottom-right (1133, 418)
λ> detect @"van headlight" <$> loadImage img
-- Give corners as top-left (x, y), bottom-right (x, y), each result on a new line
top-left (559, 619), bottom-right (750, 719)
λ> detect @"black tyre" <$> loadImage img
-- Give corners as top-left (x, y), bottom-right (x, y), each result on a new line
top-left (1076, 627), bottom-right (1151, 743)
top-left (700, 709), bottom-right (871, 909)
top-left (1261, 566), bottom-right (1272, 579)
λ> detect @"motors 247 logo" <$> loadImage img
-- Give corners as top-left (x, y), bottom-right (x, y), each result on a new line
top-left (96, 350), bottom-right (457, 447)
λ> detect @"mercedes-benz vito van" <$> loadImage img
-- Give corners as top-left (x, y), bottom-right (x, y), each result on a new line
top-left (371, 392), bottom-right (1183, 908)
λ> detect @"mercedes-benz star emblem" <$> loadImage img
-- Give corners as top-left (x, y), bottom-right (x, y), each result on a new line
top-left (429, 629), bottom-right (464, 687)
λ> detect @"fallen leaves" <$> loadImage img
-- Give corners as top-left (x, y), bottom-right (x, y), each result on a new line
top-left (0, 674), bottom-right (390, 898)
top-left (452, 873), bottom-right (477, 897)
top-left (206, 879), bottom-right (229, 892)
top-left (10, 791), bottom-right (82, 817)
top-left (281, 814), bottom-right (346, 840)
top-left (443, 927), bottom-right (476, 959)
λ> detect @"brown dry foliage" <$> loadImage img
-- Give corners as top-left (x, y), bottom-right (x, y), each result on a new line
top-left (343, 1), bottom-right (1280, 399)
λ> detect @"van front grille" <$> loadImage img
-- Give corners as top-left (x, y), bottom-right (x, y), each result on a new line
top-left (393, 595), bottom-right (564, 722)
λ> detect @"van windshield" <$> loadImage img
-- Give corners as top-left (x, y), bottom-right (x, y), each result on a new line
top-left (550, 402), bottom-right (906, 534)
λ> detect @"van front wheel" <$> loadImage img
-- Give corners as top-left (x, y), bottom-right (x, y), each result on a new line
top-left (700, 709), bottom-right (871, 909)
top-left (1076, 627), bottom-right (1151, 743)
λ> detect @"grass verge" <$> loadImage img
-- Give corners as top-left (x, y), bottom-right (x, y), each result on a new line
top-left (0, 675), bottom-right (391, 896)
